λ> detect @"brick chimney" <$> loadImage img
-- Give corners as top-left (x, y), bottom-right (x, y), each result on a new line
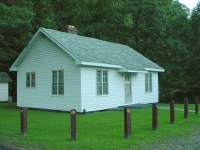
top-left (66, 25), bottom-right (78, 34)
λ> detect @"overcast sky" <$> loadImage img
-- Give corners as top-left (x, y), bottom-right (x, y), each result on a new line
top-left (179, 0), bottom-right (199, 10)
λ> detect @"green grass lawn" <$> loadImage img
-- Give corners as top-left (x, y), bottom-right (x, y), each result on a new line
top-left (0, 103), bottom-right (200, 150)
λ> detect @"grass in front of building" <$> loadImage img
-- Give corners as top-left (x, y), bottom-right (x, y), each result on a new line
top-left (0, 103), bottom-right (200, 150)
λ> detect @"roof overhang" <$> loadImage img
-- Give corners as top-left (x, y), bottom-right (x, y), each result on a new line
top-left (78, 61), bottom-right (122, 69)
top-left (145, 68), bottom-right (165, 72)
top-left (79, 62), bottom-right (164, 73)
top-left (118, 68), bottom-right (147, 73)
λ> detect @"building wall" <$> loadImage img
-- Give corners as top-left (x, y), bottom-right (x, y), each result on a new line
top-left (17, 33), bottom-right (81, 111)
top-left (131, 72), bottom-right (159, 104)
top-left (81, 67), bottom-right (159, 112)
top-left (81, 66), bottom-right (125, 112)
top-left (0, 83), bottom-right (8, 101)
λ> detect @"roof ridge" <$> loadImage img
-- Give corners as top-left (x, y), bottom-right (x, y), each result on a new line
top-left (41, 27), bottom-right (129, 48)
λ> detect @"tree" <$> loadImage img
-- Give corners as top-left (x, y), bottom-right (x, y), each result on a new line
top-left (0, 1), bottom-right (34, 70)
top-left (188, 2), bottom-right (200, 96)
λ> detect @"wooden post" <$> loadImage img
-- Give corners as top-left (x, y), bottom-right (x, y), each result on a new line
top-left (70, 109), bottom-right (77, 141)
top-left (170, 100), bottom-right (175, 124)
top-left (152, 103), bottom-right (158, 130)
top-left (184, 97), bottom-right (189, 119)
top-left (20, 108), bottom-right (27, 135)
top-left (195, 96), bottom-right (199, 115)
top-left (124, 107), bottom-right (131, 138)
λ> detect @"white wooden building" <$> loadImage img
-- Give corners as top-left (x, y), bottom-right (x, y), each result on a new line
top-left (0, 72), bottom-right (12, 102)
top-left (10, 27), bottom-right (164, 112)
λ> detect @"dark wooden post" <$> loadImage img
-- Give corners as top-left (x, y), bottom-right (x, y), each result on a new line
top-left (124, 107), bottom-right (131, 138)
top-left (184, 98), bottom-right (189, 119)
top-left (195, 96), bottom-right (199, 115)
top-left (20, 108), bottom-right (27, 135)
top-left (152, 103), bottom-right (158, 130)
top-left (170, 100), bottom-right (175, 124)
top-left (70, 109), bottom-right (77, 141)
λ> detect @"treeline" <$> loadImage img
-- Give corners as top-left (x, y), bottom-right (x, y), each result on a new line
top-left (0, 0), bottom-right (200, 101)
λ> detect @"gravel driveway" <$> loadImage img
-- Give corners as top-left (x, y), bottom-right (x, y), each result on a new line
top-left (0, 145), bottom-right (16, 150)
top-left (141, 132), bottom-right (200, 150)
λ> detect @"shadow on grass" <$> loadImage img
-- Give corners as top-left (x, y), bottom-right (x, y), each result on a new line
top-left (0, 102), bottom-right (17, 110)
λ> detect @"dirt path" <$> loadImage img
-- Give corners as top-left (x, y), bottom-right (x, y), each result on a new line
top-left (158, 106), bottom-right (195, 113)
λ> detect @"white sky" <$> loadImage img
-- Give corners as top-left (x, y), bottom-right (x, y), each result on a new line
top-left (179, 0), bottom-right (199, 10)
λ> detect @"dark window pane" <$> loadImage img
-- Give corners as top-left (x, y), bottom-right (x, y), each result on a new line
top-left (97, 83), bottom-right (102, 95)
top-left (145, 73), bottom-right (148, 92)
top-left (31, 72), bottom-right (35, 87)
top-left (58, 70), bottom-right (64, 95)
top-left (58, 70), bottom-right (64, 83)
top-left (58, 84), bottom-right (64, 95)
top-left (97, 70), bottom-right (102, 95)
top-left (52, 85), bottom-right (57, 95)
top-left (52, 71), bottom-right (57, 94)
top-left (103, 83), bottom-right (108, 95)
top-left (103, 71), bottom-right (108, 82)
top-left (26, 72), bottom-right (30, 87)
top-left (97, 70), bottom-right (102, 83)
top-left (149, 73), bottom-right (152, 92)
top-left (52, 71), bottom-right (57, 83)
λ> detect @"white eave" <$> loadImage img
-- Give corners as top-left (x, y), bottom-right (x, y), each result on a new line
top-left (145, 68), bottom-right (165, 72)
top-left (118, 68), bottom-right (147, 73)
top-left (79, 62), bottom-right (164, 73)
top-left (79, 62), bottom-right (123, 69)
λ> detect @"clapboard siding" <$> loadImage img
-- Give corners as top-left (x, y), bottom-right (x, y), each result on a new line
top-left (17, 33), bottom-right (81, 111)
top-left (132, 72), bottom-right (158, 104)
top-left (81, 66), bottom-right (124, 112)
top-left (0, 83), bottom-right (8, 101)
top-left (81, 67), bottom-right (158, 112)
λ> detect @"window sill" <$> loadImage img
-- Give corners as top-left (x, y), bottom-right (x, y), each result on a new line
top-left (145, 92), bottom-right (153, 94)
top-left (96, 94), bottom-right (109, 97)
top-left (51, 95), bottom-right (65, 98)
top-left (25, 87), bottom-right (36, 89)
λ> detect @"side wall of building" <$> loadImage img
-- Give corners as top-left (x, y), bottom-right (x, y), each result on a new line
top-left (17, 33), bottom-right (81, 111)
top-left (0, 83), bottom-right (8, 101)
top-left (81, 67), bottom-right (159, 112)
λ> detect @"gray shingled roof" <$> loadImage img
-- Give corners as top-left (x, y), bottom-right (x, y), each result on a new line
top-left (0, 72), bottom-right (13, 83)
top-left (41, 28), bottom-right (163, 71)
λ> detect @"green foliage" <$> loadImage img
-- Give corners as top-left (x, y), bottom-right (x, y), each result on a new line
top-left (0, 0), bottom-right (200, 99)
top-left (188, 2), bottom-right (200, 96)
top-left (0, 2), bottom-right (34, 70)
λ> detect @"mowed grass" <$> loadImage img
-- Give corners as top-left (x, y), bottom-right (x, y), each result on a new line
top-left (0, 103), bottom-right (200, 150)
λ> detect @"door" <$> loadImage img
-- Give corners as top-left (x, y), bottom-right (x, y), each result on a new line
top-left (124, 73), bottom-right (132, 104)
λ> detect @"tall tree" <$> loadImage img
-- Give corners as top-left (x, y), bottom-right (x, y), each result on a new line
top-left (188, 2), bottom-right (200, 96)
top-left (0, 1), bottom-right (34, 70)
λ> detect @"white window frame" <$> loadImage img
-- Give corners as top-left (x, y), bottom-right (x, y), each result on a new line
top-left (96, 69), bottom-right (108, 95)
top-left (145, 72), bottom-right (152, 93)
top-left (52, 70), bottom-right (64, 95)
top-left (26, 72), bottom-right (35, 88)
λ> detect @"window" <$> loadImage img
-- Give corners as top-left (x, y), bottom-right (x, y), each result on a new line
top-left (26, 73), bottom-right (30, 88)
top-left (145, 73), bottom-right (152, 92)
top-left (52, 70), bottom-right (64, 95)
top-left (26, 72), bottom-right (35, 88)
top-left (31, 72), bottom-right (35, 87)
top-left (97, 70), bottom-right (108, 95)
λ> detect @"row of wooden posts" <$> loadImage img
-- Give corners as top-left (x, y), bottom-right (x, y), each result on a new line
top-left (20, 97), bottom-right (199, 140)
